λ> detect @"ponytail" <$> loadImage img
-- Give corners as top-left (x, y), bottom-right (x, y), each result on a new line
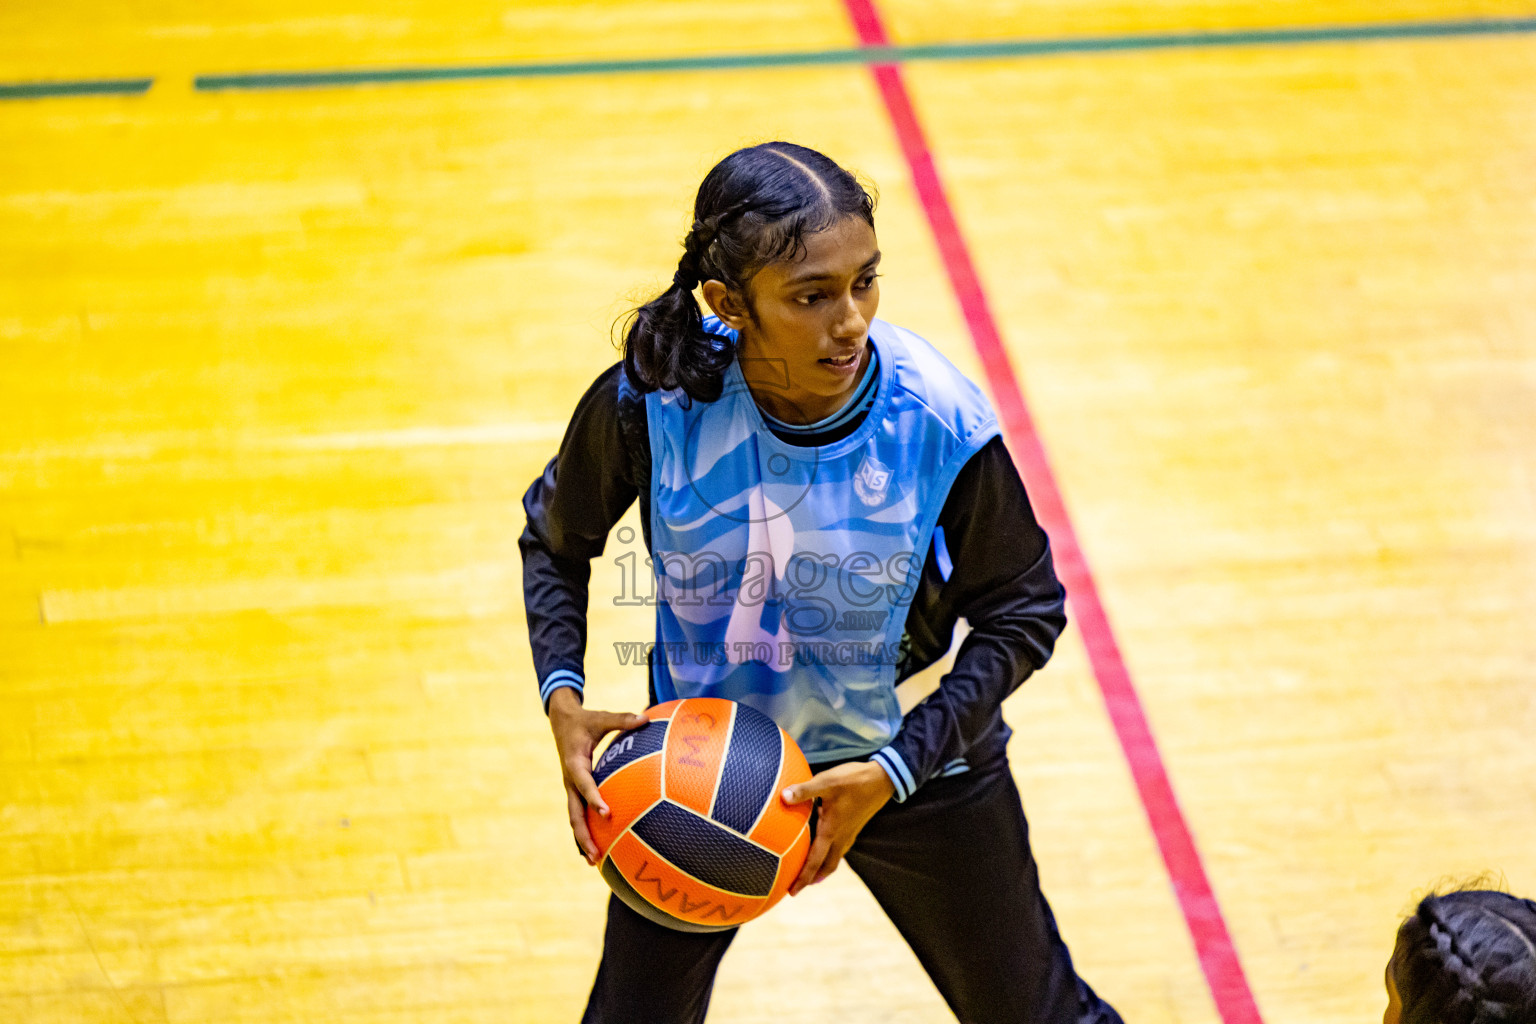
top-left (622, 245), bottom-right (733, 403)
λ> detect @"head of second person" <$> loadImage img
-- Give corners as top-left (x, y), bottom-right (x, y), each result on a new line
top-left (623, 142), bottom-right (881, 424)
top-left (1386, 890), bottom-right (1536, 1024)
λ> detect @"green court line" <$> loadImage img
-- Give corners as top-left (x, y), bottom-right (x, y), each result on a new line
top-left (5, 16), bottom-right (1533, 100)
top-left (0, 78), bottom-right (153, 100)
top-left (193, 16), bottom-right (1536, 91)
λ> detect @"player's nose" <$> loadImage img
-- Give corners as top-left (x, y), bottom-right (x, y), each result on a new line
top-left (831, 294), bottom-right (868, 342)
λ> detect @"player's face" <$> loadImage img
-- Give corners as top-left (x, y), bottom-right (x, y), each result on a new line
top-left (705, 215), bottom-right (881, 425)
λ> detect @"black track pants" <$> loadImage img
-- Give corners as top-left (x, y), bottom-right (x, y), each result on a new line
top-left (581, 760), bottom-right (1124, 1024)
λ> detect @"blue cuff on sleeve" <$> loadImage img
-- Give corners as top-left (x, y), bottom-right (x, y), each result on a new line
top-left (870, 746), bottom-right (918, 803)
top-left (539, 669), bottom-right (585, 712)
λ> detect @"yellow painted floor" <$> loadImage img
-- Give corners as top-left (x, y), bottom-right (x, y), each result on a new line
top-left (2, 3), bottom-right (1534, 1022)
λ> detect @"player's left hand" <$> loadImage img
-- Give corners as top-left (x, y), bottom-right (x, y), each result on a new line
top-left (781, 761), bottom-right (895, 896)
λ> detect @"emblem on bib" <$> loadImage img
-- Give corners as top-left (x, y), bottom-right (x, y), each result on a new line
top-left (853, 452), bottom-right (893, 507)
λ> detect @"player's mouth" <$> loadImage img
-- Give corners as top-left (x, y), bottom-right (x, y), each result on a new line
top-left (818, 347), bottom-right (863, 375)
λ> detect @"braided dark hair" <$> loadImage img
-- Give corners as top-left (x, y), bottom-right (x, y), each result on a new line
top-left (622, 142), bottom-right (877, 402)
top-left (1394, 891), bottom-right (1536, 1024)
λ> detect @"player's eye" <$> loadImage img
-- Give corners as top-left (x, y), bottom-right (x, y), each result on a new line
top-left (856, 273), bottom-right (881, 291)
top-left (796, 292), bottom-right (824, 306)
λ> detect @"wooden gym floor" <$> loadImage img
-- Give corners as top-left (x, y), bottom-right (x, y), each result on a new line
top-left (2, 2), bottom-right (1534, 1021)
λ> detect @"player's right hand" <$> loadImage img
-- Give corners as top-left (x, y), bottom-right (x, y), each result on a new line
top-left (546, 687), bottom-right (648, 866)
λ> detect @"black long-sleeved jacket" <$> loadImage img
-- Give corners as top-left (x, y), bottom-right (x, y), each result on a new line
top-left (519, 359), bottom-right (1067, 798)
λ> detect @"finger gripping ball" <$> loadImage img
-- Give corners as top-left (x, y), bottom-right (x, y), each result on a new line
top-left (586, 697), bottom-right (812, 932)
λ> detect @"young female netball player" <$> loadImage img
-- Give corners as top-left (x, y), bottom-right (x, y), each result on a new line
top-left (1385, 889), bottom-right (1536, 1024)
top-left (520, 141), bottom-right (1124, 1024)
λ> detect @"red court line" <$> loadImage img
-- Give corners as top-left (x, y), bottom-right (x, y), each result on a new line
top-left (840, 3), bottom-right (1264, 1023)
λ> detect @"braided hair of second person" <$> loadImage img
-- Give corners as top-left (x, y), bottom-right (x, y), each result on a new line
top-left (1392, 890), bottom-right (1536, 1024)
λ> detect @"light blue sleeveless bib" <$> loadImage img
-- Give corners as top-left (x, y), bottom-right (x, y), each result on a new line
top-left (646, 318), bottom-right (999, 760)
